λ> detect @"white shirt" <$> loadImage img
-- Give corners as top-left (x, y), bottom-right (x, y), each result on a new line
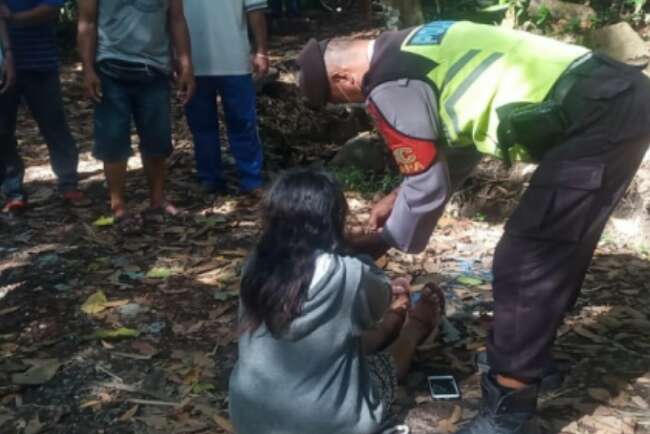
top-left (183, 0), bottom-right (267, 76)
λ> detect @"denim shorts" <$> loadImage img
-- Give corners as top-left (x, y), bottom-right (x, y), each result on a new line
top-left (93, 71), bottom-right (172, 162)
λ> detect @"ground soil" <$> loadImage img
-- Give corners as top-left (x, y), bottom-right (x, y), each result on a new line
top-left (1, 9), bottom-right (650, 434)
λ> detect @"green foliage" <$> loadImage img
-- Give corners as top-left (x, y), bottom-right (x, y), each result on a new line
top-left (334, 167), bottom-right (401, 195)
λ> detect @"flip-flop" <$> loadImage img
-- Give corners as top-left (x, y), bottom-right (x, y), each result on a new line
top-left (2, 197), bottom-right (28, 213)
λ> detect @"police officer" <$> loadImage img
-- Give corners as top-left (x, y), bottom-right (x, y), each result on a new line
top-left (297, 21), bottom-right (650, 434)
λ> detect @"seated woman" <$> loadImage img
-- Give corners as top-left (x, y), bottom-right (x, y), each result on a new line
top-left (229, 169), bottom-right (443, 434)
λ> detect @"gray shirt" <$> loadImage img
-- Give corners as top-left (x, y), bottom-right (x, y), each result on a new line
top-left (184, 0), bottom-right (267, 76)
top-left (97, 0), bottom-right (172, 72)
top-left (229, 253), bottom-right (392, 434)
top-left (367, 79), bottom-right (483, 253)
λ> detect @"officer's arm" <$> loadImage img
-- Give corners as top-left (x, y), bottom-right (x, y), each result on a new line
top-left (367, 80), bottom-right (452, 254)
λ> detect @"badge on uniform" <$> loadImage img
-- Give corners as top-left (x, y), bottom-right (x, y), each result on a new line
top-left (407, 21), bottom-right (455, 46)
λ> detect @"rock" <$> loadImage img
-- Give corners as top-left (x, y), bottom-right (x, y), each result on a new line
top-left (588, 22), bottom-right (649, 67)
top-left (528, 0), bottom-right (596, 28)
top-left (326, 105), bottom-right (373, 144)
top-left (329, 132), bottom-right (392, 174)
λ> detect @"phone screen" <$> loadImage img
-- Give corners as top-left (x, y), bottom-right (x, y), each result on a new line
top-left (428, 376), bottom-right (460, 399)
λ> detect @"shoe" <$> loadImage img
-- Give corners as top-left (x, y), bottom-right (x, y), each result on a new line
top-left (456, 374), bottom-right (541, 434)
top-left (2, 197), bottom-right (27, 213)
top-left (474, 352), bottom-right (569, 394)
top-left (62, 190), bottom-right (90, 207)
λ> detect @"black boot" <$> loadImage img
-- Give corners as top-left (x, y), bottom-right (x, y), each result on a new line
top-left (456, 374), bottom-right (541, 434)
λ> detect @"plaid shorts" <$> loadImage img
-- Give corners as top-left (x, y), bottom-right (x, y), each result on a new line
top-left (367, 352), bottom-right (399, 414)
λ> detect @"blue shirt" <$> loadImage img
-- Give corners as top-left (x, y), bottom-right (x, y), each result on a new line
top-left (7, 0), bottom-right (63, 71)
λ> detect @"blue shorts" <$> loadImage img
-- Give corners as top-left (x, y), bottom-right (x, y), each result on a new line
top-left (93, 72), bottom-right (172, 162)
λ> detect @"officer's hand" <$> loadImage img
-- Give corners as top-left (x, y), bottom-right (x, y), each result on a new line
top-left (369, 189), bottom-right (399, 231)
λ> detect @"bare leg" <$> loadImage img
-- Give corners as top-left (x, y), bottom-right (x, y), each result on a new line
top-left (104, 161), bottom-right (128, 218)
top-left (389, 286), bottom-right (443, 380)
top-left (363, 292), bottom-right (409, 354)
top-left (363, 312), bottom-right (405, 354)
top-left (142, 156), bottom-right (177, 214)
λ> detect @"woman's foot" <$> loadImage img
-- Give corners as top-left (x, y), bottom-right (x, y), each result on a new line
top-left (402, 284), bottom-right (444, 347)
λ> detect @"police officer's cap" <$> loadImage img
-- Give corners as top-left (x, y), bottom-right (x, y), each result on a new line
top-left (296, 38), bottom-right (331, 108)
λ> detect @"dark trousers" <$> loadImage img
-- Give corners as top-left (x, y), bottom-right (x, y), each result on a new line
top-left (487, 56), bottom-right (650, 381)
top-left (184, 75), bottom-right (263, 192)
top-left (0, 70), bottom-right (79, 199)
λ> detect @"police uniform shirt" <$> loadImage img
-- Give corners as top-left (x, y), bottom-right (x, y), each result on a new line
top-left (367, 78), bottom-right (483, 253)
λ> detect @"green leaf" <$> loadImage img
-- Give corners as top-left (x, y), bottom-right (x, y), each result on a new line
top-left (87, 327), bottom-right (141, 340)
top-left (11, 359), bottom-right (62, 385)
top-left (146, 267), bottom-right (174, 279)
top-left (457, 276), bottom-right (483, 287)
top-left (192, 382), bottom-right (216, 394)
top-left (93, 216), bottom-right (115, 227)
top-left (213, 291), bottom-right (239, 301)
top-left (81, 290), bottom-right (109, 315)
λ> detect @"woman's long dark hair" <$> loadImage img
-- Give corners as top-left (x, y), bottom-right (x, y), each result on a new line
top-left (240, 169), bottom-right (348, 335)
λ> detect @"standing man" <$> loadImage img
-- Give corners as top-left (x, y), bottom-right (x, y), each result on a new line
top-left (77, 0), bottom-right (195, 225)
top-left (183, 0), bottom-right (267, 195)
top-left (297, 21), bottom-right (650, 434)
top-left (0, 0), bottom-right (83, 213)
top-left (0, 2), bottom-right (16, 191)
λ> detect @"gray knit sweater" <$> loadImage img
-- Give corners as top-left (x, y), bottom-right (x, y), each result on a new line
top-left (229, 253), bottom-right (392, 434)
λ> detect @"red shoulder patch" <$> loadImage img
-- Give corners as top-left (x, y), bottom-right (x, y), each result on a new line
top-left (367, 101), bottom-right (437, 176)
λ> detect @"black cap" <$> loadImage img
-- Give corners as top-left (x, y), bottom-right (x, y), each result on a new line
top-left (296, 38), bottom-right (331, 108)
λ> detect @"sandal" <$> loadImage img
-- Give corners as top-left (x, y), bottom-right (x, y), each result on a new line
top-left (2, 197), bottom-right (28, 213)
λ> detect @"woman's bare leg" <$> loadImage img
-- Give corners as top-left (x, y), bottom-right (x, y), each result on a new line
top-left (388, 286), bottom-right (443, 380)
top-left (362, 293), bottom-right (408, 354)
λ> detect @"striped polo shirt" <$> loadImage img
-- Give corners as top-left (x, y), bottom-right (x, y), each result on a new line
top-left (7, 0), bottom-right (63, 71)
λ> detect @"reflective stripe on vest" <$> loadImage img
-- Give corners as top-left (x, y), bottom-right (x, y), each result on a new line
top-left (400, 21), bottom-right (588, 162)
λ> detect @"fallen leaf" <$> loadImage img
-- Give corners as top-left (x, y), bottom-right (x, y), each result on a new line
top-left (93, 216), bottom-right (115, 227)
top-left (213, 414), bottom-right (235, 433)
top-left (631, 395), bottom-right (649, 410)
top-left (0, 306), bottom-right (20, 316)
top-left (213, 290), bottom-right (238, 301)
top-left (87, 327), bottom-right (140, 340)
top-left (457, 276), bottom-right (483, 287)
top-left (587, 388), bottom-right (611, 403)
top-left (138, 416), bottom-right (168, 430)
top-left (79, 400), bottom-right (102, 409)
top-left (24, 415), bottom-right (43, 434)
top-left (146, 267), bottom-right (174, 279)
top-left (118, 405), bottom-right (139, 422)
top-left (81, 291), bottom-right (109, 315)
top-left (131, 341), bottom-right (158, 356)
top-left (11, 359), bottom-right (62, 385)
